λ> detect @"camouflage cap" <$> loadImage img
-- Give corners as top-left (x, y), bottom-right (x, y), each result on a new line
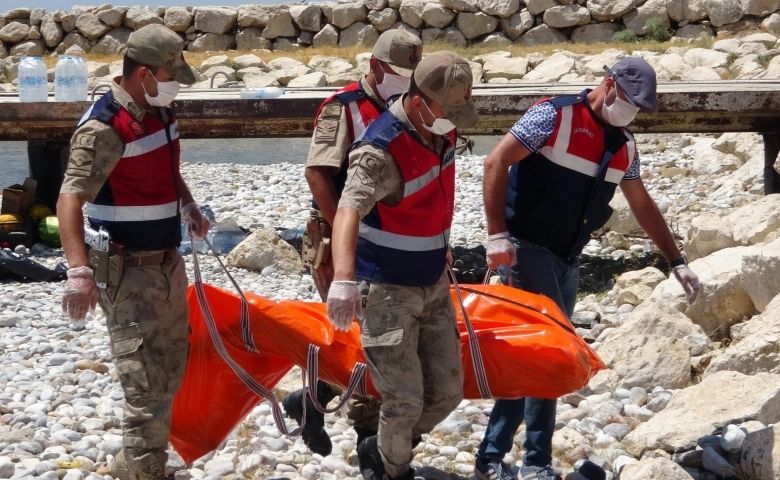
top-left (413, 51), bottom-right (479, 129)
top-left (126, 24), bottom-right (196, 85)
top-left (372, 30), bottom-right (422, 77)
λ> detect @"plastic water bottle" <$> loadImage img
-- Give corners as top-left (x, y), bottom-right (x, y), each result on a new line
top-left (75, 56), bottom-right (88, 101)
top-left (18, 57), bottom-right (48, 102)
top-left (55, 56), bottom-right (77, 102)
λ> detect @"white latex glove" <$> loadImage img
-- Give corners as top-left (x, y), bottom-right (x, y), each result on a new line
top-left (673, 265), bottom-right (701, 304)
top-left (486, 232), bottom-right (516, 270)
top-left (61, 266), bottom-right (99, 324)
top-left (327, 281), bottom-right (363, 332)
top-left (181, 202), bottom-right (210, 239)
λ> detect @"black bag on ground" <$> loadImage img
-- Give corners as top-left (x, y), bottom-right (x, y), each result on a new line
top-left (0, 249), bottom-right (67, 282)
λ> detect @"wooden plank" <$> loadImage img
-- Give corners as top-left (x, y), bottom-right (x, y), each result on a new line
top-left (1, 81), bottom-right (779, 141)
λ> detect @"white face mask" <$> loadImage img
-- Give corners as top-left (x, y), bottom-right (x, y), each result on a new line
top-left (419, 98), bottom-right (456, 135)
top-left (142, 71), bottom-right (180, 107)
top-left (601, 85), bottom-right (640, 127)
top-left (375, 63), bottom-right (410, 101)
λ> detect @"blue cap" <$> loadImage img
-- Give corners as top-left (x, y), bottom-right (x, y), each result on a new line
top-left (604, 57), bottom-right (658, 113)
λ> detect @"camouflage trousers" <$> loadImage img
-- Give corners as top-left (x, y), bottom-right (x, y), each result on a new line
top-left (99, 252), bottom-right (190, 480)
top-left (359, 271), bottom-right (464, 478)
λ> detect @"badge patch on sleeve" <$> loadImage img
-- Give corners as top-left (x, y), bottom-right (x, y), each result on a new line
top-left (315, 103), bottom-right (342, 144)
top-left (74, 133), bottom-right (96, 150)
top-left (354, 153), bottom-right (385, 190)
top-left (66, 149), bottom-right (95, 177)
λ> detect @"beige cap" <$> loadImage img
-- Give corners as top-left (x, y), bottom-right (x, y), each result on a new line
top-left (413, 51), bottom-right (479, 129)
top-left (126, 24), bottom-right (196, 85)
top-left (371, 30), bottom-right (422, 77)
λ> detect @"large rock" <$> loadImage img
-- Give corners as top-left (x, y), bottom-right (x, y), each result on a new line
top-left (743, 0), bottom-right (780, 17)
top-left (75, 13), bottom-right (111, 41)
top-left (312, 24), bottom-right (339, 47)
top-left (728, 195), bottom-right (780, 246)
top-left (616, 267), bottom-right (667, 306)
top-left (692, 148), bottom-right (741, 176)
top-left (237, 5), bottom-right (274, 28)
top-left (570, 23), bottom-right (621, 44)
top-left (40, 14), bottom-right (63, 48)
top-left (526, 0), bottom-right (558, 16)
top-left (331, 3), bottom-right (368, 29)
top-left (623, 371), bottom-right (780, 455)
top-left (588, 297), bottom-right (705, 393)
top-left (440, 0), bottom-right (480, 13)
top-left (366, 0), bottom-right (389, 9)
top-left (10, 40), bottom-right (45, 57)
top-left (339, 22), bottom-right (379, 46)
top-left (583, 49), bottom-right (625, 76)
top-left (163, 7), bottom-right (192, 32)
top-left (657, 53), bottom-right (687, 80)
top-left (666, 0), bottom-right (707, 22)
top-left (227, 229), bottom-right (303, 275)
top-left (587, 0), bottom-right (637, 21)
top-left (624, 0), bottom-right (669, 36)
top-left (683, 48), bottom-right (729, 68)
top-left (522, 52), bottom-right (575, 81)
top-left (740, 424), bottom-right (780, 479)
top-left (674, 23), bottom-right (713, 39)
top-left (742, 241), bottom-right (780, 313)
top-left (500, 10), bottom-right (533, 39)
top-left (290, 4), bottom-right (322, 32)
top-left (242, 72), bottom-right (280, 87)
top-left (0, 21), bottom-right (30, 43)
top-left (268, 57), bottom-right (312, 85)
top-left (399, 0), bottom-right (425, 28)
top-left (200, 55), bottom-right (231, 71)
top-left (456, 11), bottom-right (498, 39)
top-left (712, 132), bottom-right (764, 162)
top-left (651, 245), bottom-right (758, 339)
top-left (479, 0), bottom-right (520, 18)
top-left (124, 7), bottom-right (162, 30)
top-left (684, 213), bottom-right (736, 261)
top-left (287, 71), bottom-right (327, 87)
top-left (309, 55), bottom-right (355, 77)
top-left (368, 8), bottom-right (398, 30)
top-left (262, 10), bottom-right (298, 39)
top-left (233, 54), bottom-right (265, 70)
top-left (762, 13), bottom-right (780, 35)
top-left (97, 6), bottom-right (128, 28)
top-left (92, 27), bottom-right (132, 55)
top-left (483, 56), bottom-right (527, 80)
top-left (544, 4), bottom-right (590, 28)
top-left (29, 8), bottom-right (46, 26)
top-left (236, 28), bottom-right (271, 50)
top-left (704, 0), bottom-right (744, 27)
top-left (422, 3), bottom-right (456, 28)
top-left (55, 32), bottom-right (90, 54)
top-left (60, 12), bottom-right (78, 33)
top-left (619, 457), bottom-right (692, 480)
top-left (4, 8), bottom-right (31, 20)
top-left (706, 295), bottom-right (780, 377)
top-left (439, 26), bottom-right (467, 46)
top-left (514, 24), bottom-right (568, 46)
top-left (188, 33), bottom-right (236, 53)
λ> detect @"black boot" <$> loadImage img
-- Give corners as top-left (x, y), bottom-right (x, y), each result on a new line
top-left (281, 381), bottom-right (336, 456)
top-left (357, 434), bottom-right (386, 480)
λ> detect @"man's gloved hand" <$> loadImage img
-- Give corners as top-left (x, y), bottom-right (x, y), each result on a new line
top-left (62, 266), bottom-right (99, 323)
top-left (327, 281), bottom-right (363, 332)
top-left (181, 202), bottom-right (210, 239)
top-left (673, 265), bottom-right (701, 304)
top-left (486, 232), bottom-right (516, 270)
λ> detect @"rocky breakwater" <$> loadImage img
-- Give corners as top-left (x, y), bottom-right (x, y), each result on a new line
top-left (2, 0), bottom-right (780, 62)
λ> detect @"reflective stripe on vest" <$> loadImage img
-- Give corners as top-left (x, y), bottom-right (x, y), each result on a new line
top-left (538, 102), bottom-right (634, 185)
top-left (81, 90), bottom-right (181, 251)
top-left (354, 111), bottom-right (457, 286)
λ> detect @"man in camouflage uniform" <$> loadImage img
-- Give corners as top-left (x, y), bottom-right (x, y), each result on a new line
top-left (58, 25), bottom-right (206, 480)
top-left (285, 30), bottom-right (423, 456)
top-left (327, 51), bottom-right (480, 480)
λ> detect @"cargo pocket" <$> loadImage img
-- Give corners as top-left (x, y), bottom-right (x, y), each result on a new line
top-left (110, 324), bottom-right (149, 397)
top-left (361, 328), bottom-right (404, 348)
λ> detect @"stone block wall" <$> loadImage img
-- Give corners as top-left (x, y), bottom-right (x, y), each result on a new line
top-left (1, 0), bottom-right (780, 58)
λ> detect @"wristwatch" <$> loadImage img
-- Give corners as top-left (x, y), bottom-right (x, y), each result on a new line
top-left (669, 253), bottom-right (687, 269)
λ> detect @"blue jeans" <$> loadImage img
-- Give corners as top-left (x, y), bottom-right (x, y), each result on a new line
top-left (477, 237), bottom-right (579, 467)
